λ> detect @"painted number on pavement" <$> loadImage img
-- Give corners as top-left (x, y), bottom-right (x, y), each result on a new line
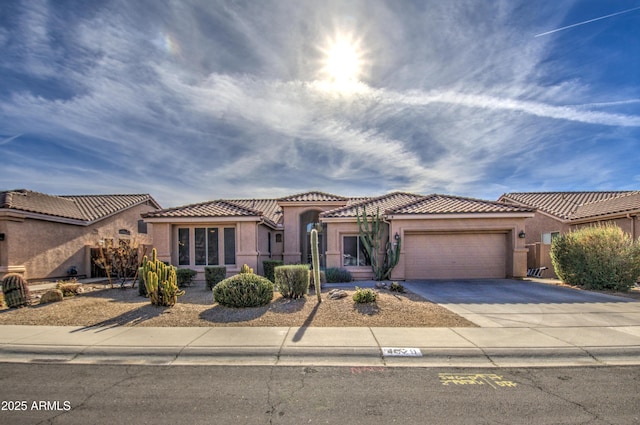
top-left (382, 347), bottom-right (423, 357)
top-left (439, 373), bottom-right (517, 389)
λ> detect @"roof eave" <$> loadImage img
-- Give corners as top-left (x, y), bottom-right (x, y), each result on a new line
top-left (569, 209), bottom-right (640, 224)
top-left (386, 212), bottom-right (535, 220)
top-left (143, 216), bottom-right (262, 224)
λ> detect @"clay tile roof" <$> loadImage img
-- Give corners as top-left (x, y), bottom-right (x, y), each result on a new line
top-left (571, 191), bottom-right (640, 220)
top-left (143, 199), bottom-right (262, 219)
top-left (277, 191), bottom-right (348, 202)
top-left (224, 199), bottom-right (283, 226)
top-left (62, 194), bottom-right (160, 221)
top-left (500, 191), bottom-right (637, 220)
top-left (0, 189), bottom-right (159, 222)
top-left (391, 194), bottom-right (534, 215)
top-left (321, 192), bottom-right (424, 218)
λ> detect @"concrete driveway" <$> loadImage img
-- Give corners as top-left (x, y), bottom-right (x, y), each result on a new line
top-left (403, 279), bottom-right (640, 328)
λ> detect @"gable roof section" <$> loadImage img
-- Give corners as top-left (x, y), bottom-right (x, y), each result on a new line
top-left (220, 199), bottom-right (282, 227)
top-left (0, 189), bottom-right (160, 224)
top-left (391, 194), bottom-right (534, 215)
top-left (321, 192), bottom-right (424, 218)
top-left (277, 191), bottom-right (348, 203)
top-left (143, 199), bottom-right (262, 219)
top-left (499, 191), bottom-right (638, 221)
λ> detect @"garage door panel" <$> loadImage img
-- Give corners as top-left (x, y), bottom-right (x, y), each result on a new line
top-left (404, 233), bottom-right (507, 279)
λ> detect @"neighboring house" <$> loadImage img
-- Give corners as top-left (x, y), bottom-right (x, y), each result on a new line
top-left (0, 189), bottom-right (161, 280)
top-left (498, 191), bottom-right (640, 278)
top-left (143, 191), bottom-right (533, 281)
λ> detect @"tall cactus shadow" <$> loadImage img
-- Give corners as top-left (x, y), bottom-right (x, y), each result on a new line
top-left (71, 304), bottom-right (166, 331)
top-left (291, 303), bottom-right (321, 342)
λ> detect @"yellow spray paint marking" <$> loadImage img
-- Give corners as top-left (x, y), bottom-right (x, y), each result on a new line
top-left (438, 373), bottom-right (517, 389)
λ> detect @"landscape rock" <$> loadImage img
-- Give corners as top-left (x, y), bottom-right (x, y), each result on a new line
top-left (39, 289), bottom-right (64, 304)
top-left (328, 289), bottom-right (347, 300)
top-left (375, 282), bottom-right (388, 289)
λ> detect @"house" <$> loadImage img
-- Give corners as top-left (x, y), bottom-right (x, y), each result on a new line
top-left (143, 191), bottom-right (534, 280)
top-left (0, 189), bottom-right (161, 280)
top-left (498, 191), bottom-right (640, 278)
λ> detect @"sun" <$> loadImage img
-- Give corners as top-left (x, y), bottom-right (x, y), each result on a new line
top-left (319, 33), bottom-right (365, 85)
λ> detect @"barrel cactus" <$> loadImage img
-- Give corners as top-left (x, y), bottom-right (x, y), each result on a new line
top-left (141, 248), bottom-right (184, 306)
top-left (2, 274), bottom-right (31, 308)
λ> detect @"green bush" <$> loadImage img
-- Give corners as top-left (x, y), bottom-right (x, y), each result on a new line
top-left (325, 267), bottom-right (353, 283)
top-left (353, 287), bottom-right (377, 303)
top-left (389, 281), bottom-right (406, 293)
top-left (205, 266), bottom-right (227, 290)
top-left (263, 260), bottom-right (284, 283)
top-left (176, 269), bottom-right (198, 287)
top-left (550, 224), bottom-right (640, 291)
top-left (213, 273), bottom-right (274, 308)
top-left (274, 265), bottom-right (309, 299)
top-left (56, 279), bottom-right (81, 297)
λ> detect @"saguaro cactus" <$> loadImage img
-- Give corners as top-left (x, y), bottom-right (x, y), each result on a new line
top-left (311, 228), bottom-right (322, 303)
top-left (141, 248), bottom-right (184, 306)
top-left (2, 274), bottom-right (30, 308)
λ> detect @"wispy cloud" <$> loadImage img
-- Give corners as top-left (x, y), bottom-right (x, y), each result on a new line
top-left (0, 0), bottom-right (638, 206)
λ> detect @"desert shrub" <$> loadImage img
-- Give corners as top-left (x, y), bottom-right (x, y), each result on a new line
top-left (213, 273), bottom-right (274, 307)
top-left (205, 266), bottom-right (227, 290)
top-left (263, 260), bottom-right (284, 283)
top-left (309, 270), bottom-right (326, 289)
top-left (176, 268), bottom-right (198, 287)
top-left (550, 224), bottom-right (640, 291)
top-left (325, 267), bottom-right (353, 283)
top-left (56, 279), bottom-right (81, 297)
top-left (240, 264), bottom-right (253, 274)
top-left (274, 265), bottom-right (309, 299)
top-left (353, 287), bottom-right (377, 303)
top-left (40, 289), bottom-right (64, 304)
top-left (389, 281), bottom-right (406, 293)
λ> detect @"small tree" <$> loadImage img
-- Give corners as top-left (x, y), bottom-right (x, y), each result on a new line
top-left (356, 206), bottom-right (401, 281)
top-left (94, 238), bottom-right (144, 288)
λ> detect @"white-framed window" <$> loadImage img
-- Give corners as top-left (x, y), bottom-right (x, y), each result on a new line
top-left (542, 231), bottom-right (560, 245)
top-left (342, 235), bottom-right (370, 267)
top-left (177, 227), bottom-right (236, 266)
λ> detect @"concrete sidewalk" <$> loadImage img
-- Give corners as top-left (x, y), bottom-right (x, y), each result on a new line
top-left (1, 324), bottom-right (640, 367)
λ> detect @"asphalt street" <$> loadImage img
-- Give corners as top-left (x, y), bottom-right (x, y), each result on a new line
top-left (0, 363), bottom-right (638, 424)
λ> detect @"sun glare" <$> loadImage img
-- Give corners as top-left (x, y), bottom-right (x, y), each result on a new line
top-left (319, 33), bottom-right (365, 89)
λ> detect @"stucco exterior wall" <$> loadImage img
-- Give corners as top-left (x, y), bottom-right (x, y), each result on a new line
top-left (164, 220), bottom-right (261, 282)
top-left (523, 212), bottom-right (567, 246)
top-left (0, 203), bottom-right (155, 280)
top-left (280, 204), bottom-right (344, 265)
top-left (324, 221), bottom-right (381, 280)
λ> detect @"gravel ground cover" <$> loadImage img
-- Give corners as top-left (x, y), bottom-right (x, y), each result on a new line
top-left (0, 282), bottom-right (477, 328)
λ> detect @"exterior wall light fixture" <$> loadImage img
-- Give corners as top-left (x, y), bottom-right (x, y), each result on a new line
top-left (518, 230), bottom-right (526, 239)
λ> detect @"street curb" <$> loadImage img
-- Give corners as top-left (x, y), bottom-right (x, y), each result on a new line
top-left (3, 344), bottom-right (640, 367)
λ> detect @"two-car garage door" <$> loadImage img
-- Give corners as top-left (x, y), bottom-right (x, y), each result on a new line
top-left (404, 232), bottom-right (507, 279)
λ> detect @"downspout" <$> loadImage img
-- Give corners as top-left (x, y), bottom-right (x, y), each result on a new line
top-left (627, 214), bottom-right (636, 239)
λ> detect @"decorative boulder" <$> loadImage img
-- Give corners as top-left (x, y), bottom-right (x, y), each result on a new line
top-left (40, 289), bottom-right (64, 304)
top-left (328, 289), bottom-right (348, 300)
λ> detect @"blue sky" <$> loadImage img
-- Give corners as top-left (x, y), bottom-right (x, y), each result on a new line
top-left (1, 0), bottom-right (639, 208)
